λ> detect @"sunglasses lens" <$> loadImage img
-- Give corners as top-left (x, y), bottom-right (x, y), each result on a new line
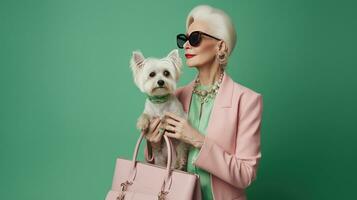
top-left (176, 34), bottom-right (187, 48)
top-left (189, 32), bottom-right (201, 47)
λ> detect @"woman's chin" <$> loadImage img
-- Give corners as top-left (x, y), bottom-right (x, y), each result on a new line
top-left (186, 60), bottom-right (197, 68)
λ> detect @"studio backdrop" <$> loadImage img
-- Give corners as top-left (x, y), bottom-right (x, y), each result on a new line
top-left (0, 0), bottom-right (356, 200)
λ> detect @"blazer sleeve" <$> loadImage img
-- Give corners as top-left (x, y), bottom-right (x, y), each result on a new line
top-left (193, 92), bottom-right (263, 189)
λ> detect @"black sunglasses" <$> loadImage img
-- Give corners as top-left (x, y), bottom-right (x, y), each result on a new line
top-left (176, 31), bottom-right (221, 48)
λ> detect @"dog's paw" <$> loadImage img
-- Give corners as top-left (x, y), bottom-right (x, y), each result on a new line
top-left (137, 114), bottom-right (150, 132)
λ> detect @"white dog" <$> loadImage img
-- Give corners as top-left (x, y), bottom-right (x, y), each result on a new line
top-left (130, 49), bottom-right (189, 171)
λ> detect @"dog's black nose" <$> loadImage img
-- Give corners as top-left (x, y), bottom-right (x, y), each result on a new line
top-left (157, 80), bottom-right (165, 86)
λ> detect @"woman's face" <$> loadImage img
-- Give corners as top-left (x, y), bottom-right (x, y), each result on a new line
top-left (184, 21), bottom-right (219, 68)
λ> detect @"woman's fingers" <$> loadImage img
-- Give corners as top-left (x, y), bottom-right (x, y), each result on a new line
top-left (148, 118), bottom-right (160, 133)
top-left (152, 125), bottom-right (164, 143)
top-left (145, 115), bottom-right (184, 144)
top-left (164, 112), bottom-right (182, 122)
top-left (165, 124), bottom-right (176, 132)
top-left (165, 131), bottom-right (179, 139)
top-left (149, 122), bottom-right (163, 143)
top-left (145, 118), bottom-right (160, 142)
top-left (165, 118), bottom-right (180, 127)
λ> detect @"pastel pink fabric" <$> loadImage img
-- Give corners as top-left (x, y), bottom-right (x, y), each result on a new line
top-left (145, 71), bottom-right (263, 200)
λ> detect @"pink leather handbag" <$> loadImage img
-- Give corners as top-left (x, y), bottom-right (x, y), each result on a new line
top-left (105, 131), bottom-right (202, 200)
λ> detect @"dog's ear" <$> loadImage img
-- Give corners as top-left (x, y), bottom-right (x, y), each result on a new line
top-left (167, 49), bottom-right (183, 80)
top-left (130, 51), bottom-right (145, 73)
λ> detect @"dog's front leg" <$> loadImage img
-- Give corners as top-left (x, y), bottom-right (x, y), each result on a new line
top-left (136, 113), bottom-right (150, 133)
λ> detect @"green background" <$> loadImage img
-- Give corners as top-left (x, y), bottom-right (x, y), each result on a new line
top-left (1, 0), bottom-right (356, 199)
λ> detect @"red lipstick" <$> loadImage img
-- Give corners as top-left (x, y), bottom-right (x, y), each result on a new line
top-left (185, 54), bottom-right (196, 59)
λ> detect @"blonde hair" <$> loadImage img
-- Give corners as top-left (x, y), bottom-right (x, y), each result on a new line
top-left (186, 5), bottom-right (237, 56)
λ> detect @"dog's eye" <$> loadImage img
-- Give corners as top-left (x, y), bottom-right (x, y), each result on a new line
top-left (163, 70), bottom-right (170, 77)
top-left (149, 72), bottom-right (156, 77)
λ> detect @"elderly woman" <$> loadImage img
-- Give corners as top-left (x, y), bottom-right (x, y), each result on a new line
top-left (144, 5), bottom-right (263, 200)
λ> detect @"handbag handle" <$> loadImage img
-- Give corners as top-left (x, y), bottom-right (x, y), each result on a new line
top-left (127, 131), bottom-right (175, 192)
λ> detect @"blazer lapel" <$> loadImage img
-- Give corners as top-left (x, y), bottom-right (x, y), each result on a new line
top-left (205, 71), bottom-right (234, 140)
top-left (213, 70), bottom-right (234, 108)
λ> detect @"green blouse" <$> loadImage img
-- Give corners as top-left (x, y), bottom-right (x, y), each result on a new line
top-left (187, 84), bottom-right (216, 200)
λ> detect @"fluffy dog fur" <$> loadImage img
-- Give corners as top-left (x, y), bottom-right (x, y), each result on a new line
top-left (130, 49), bottom-right (190, 171)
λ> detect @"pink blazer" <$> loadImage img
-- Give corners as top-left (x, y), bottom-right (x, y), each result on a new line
top-left (144, 71), bottom-right (263, 200)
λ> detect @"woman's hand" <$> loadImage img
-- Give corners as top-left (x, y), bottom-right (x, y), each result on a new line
top-left (145, 117), bottom-right (165, 149)
top-left (163, 111), bottom-right (205, 148)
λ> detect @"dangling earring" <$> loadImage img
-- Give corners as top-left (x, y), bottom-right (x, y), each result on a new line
top-left (216, 51), bottom-right (227, 66)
